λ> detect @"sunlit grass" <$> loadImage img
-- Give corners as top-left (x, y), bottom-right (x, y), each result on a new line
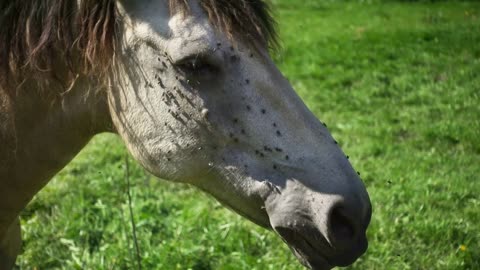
top-left (18, 1), bottom-right (480, 269)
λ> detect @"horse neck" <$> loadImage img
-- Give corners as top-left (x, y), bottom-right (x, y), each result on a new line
top-left (0, 75), bottom-right (113, 232)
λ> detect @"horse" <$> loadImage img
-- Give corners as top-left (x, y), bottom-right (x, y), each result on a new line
top-left (0, 1), bottom-right (372, 269)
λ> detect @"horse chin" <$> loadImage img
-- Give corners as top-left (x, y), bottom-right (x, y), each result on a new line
top-left (275, 225), bottom-right (368, 270)
top-left (292, 249), bottom-right (333, 270)
top-left (275, 227), bottom-right (333, 270)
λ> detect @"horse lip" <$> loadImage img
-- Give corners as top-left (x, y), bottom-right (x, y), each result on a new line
top-left (274, 227), bottom-right (334, 270)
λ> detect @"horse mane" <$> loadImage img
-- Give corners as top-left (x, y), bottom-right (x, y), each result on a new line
top-left (0, 0), bottom-right (277, 95)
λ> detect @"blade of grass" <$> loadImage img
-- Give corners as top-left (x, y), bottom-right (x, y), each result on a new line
top-left (125, 155), bottom-right (142, 270)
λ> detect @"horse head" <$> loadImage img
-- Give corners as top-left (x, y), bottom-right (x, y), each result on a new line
top-left (109, 1), bottom-right (371, 269)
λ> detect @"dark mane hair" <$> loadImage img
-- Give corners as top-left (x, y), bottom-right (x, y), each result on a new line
top-left (0, 0), bottom-right (277, 94)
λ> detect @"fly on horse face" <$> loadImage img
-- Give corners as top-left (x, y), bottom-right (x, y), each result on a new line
top-left (0, 0), bottom-right (371, 269)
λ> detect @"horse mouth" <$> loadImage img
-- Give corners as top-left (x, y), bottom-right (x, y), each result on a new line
top-left (275, 227), bottom-right (333, 270)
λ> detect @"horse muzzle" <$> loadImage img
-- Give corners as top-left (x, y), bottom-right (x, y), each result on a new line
top-left (265, 180), bottom-right (372, 269)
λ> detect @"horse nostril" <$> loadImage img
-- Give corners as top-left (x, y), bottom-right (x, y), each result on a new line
top-left (329, 206), bottom-right (357, 248)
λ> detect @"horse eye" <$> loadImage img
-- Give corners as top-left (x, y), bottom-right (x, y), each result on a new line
top-left (175, 56), bottom-right (217, 76)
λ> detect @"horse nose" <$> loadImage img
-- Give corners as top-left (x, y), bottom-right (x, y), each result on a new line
top-left (326, 197), bottom-right (372, 253)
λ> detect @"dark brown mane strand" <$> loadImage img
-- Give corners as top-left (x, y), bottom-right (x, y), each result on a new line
top-left (169, 0), bottom-right (190, 15)
top-left (0, 0), bottom-right (277, 95)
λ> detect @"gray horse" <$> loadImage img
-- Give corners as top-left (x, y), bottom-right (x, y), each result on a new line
top-left (0, 1), bottom-right (371, 269)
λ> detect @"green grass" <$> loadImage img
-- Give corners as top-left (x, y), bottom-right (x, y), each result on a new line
top-left (18, 1), bottom-right (480, 269)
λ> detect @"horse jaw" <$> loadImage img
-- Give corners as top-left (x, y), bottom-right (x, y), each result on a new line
top-left (111, 1), bottom-right (372, 269)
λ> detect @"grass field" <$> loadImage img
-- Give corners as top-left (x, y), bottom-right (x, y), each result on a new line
top-left (17, 1), bottom-right (480, 269)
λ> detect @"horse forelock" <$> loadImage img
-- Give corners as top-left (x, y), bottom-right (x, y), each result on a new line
top-left (0, 0), bottom-right (277, 96)
top-left (0, 0), bottom-right (117, 96)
